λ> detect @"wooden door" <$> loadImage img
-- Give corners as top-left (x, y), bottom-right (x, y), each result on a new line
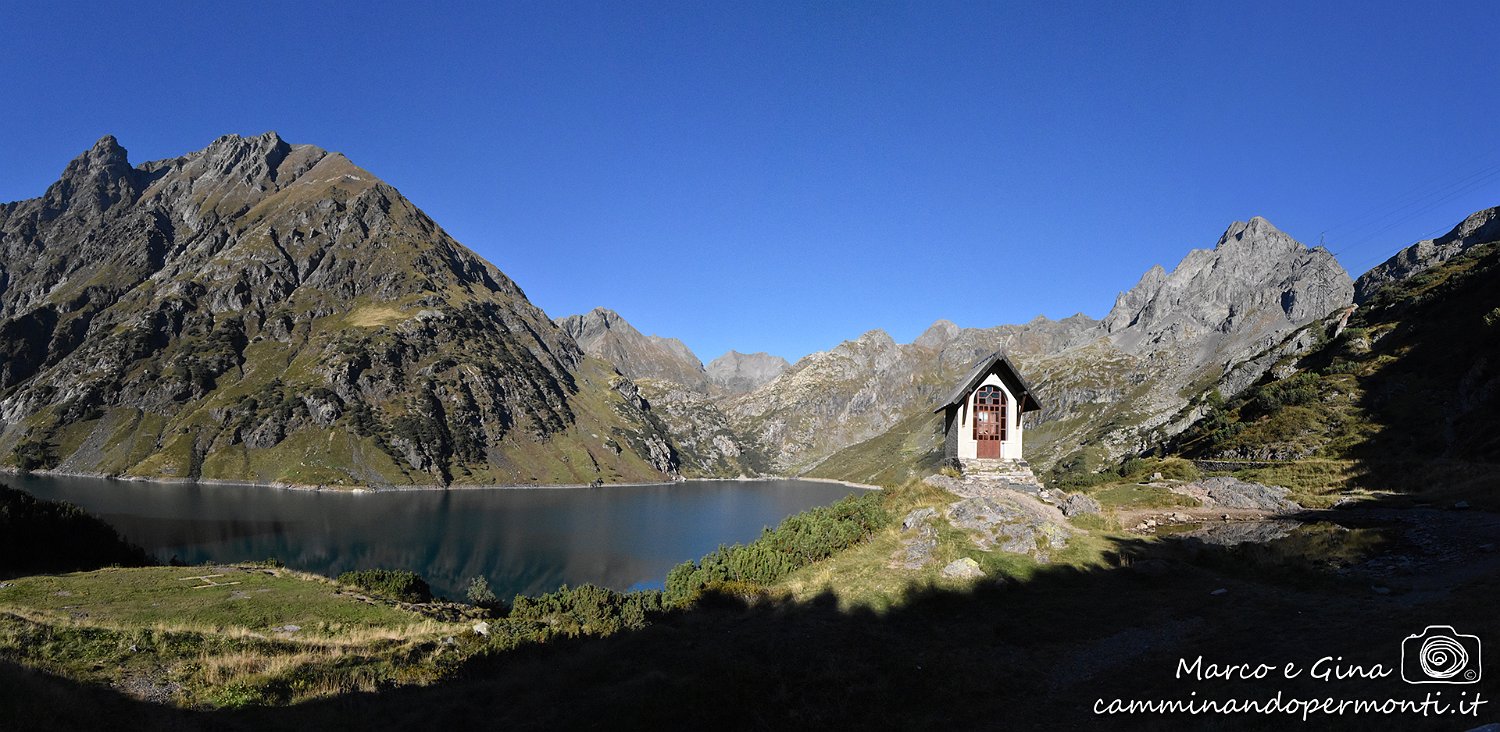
top-left (973, 386), bottom-right (1006, 459)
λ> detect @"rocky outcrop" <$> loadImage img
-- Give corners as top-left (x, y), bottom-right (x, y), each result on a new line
top-left (633, 378), bottom-right (763, 477)
top-left (704, 350), bottom-right (789, 395)
top-left (946, 495), bottom-right (1072, 561)
top-left (556, 308), bottom-right (709, 392)
top-left (730, 329), bottom-right (928, 474)
top-left (0, 133), bottom-right (685, 486)
top-left (1167, 477), bottom-right (1299, 512)
top-left (1354, 205), bottom-right (1500, 303)
top-left (891, 508), bottom-right (940, 570)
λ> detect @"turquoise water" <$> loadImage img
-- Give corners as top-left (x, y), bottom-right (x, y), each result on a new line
top-left (6, 474), bottom-right (861, 599)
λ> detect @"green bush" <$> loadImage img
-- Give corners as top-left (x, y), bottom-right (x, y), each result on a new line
top-left (1116, 456), bottom-right (1200, 482)
top-left (336, 568), bottom-right (432, 603)
top-left (465, 575), bottom-right (504, 611)
top-left (1252, 372), bottom-right (1321, 412)
top-left (509, 584), bottom-right (662, 636)
top-left (664, 491), bottom-right (888, 606)
top-left (10, 438), bottom-right (55, 472)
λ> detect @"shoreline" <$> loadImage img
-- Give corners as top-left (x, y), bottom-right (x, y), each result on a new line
top-left (1, 466), bottom-right (881, 494)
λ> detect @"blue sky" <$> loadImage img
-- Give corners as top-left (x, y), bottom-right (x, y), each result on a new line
top-left (4, 2), bottom-right (1498, 362)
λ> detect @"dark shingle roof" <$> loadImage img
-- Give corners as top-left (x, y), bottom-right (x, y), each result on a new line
top-left (933, 352), bottom-right (1042, 413)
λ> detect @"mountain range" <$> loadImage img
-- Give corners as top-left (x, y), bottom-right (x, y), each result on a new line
top-left (2, 132), bottom-right (1492, 488)
top-left (0, 133), bottom-right (683, 486)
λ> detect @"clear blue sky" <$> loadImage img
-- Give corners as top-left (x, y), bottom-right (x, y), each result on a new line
top-left (4, 2), bottom-right (1498, 363)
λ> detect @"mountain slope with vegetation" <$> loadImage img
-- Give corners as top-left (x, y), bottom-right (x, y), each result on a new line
top-left (0, 134), bottom-right (688, 486)
top-left (1166, 235), bottom-right (1500, 505)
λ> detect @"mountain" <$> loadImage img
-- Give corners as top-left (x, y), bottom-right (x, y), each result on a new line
top-left (0, 133), bottom-right (684, 487)
top-left (1168, 227), bottom-right (1500, 504)
top-left (556, 308), bottom-right (709, 391)
top-left (1353, 204), bottom-right (1500, 303)
top-left (1101, 216), bottom-right (1352, 362)
top-left (735, 314), bottom-right (1100, 476)
top-left (798, 217), bottom-right (1353, 484)
top-left (704, 350), bottom-right (789, 395)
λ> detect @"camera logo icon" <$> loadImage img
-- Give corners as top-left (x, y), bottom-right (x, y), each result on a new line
top-left (1401, 625), bottom-right (1482, 684)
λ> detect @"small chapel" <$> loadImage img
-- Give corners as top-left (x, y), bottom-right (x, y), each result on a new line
top-left (934, 352), bottom-right (1042, 465)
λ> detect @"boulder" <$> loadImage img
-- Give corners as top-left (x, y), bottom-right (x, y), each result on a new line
top-left (922, 474), bottom-right (964, 494)
top-left (1059, 493), bottom-right (1102, 517)
top-left (940, 557), bottom-right (985, 580)
top-left (902, 507), bottom-right (937, 531)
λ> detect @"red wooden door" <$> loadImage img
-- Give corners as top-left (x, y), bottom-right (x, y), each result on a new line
top-left (973, 386), bottom-right (1006, 459)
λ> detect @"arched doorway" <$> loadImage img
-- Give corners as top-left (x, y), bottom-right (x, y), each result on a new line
top-left (972, 385), bottom-right (1006, 459)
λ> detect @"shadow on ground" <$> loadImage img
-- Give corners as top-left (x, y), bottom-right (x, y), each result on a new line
top-left (4, 501), bottom-right (1497, 731)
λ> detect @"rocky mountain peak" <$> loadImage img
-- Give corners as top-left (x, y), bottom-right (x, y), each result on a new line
top-left (855, 329), bottom-right (896, 348)
top-left (42, 134), bottom-right (141, 216)
top-left (1103, 215), bottom-right (1352, 361)
top-left (913, 319), bottom-right (960, 350)
top-left (1217, 216), bottom-right (1301, 253)
top-left (0, 132), bottom-right (690, 487)
top-left (556, 308), bottom-right (708, 391)
top-left (705, 350), bottom-right (790, 395)
top-left (176, 130), bottom-right (301, 189)
top-left (85, 134), bottom-right (129, 163)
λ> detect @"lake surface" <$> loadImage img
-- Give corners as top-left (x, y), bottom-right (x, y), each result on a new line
top-left (6, 474), bottom-right (862, 599)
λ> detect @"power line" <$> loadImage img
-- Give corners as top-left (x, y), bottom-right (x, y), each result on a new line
top-left (1328, 168), bottom-right (1500, 258)
top-left (1319, 156), bottom-right (1500, 241)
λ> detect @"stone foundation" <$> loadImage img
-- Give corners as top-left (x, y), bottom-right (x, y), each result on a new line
top-left (928, 458), bottom-right (1048, 501)
top-left (959, 458), bottom-right (1044, 490)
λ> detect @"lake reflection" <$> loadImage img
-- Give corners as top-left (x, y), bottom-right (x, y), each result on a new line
top-left (6, 474), bottom-right (861, 599)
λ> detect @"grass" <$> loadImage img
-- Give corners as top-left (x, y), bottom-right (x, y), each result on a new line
top-left (806, 410), bottom-right (945, 488)
top-left (1232, 459), bottom-right (1364, 508)
top-left (1083, 482), bottom-right (1200, 510)
top-left (776, 479), bottom-right (1117, 612)
top-left (0, 567), bottom-right (428, 636)
top-left (0, 565), bottom-right (470, 709)
top-left (343, 305), bottom-right (407, 328)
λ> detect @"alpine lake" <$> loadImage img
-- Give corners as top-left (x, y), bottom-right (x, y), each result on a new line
top-left (8, 473), bottom-right (864, 600)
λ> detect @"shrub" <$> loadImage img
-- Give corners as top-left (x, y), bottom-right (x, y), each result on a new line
top-left (466, 575), bottom-right (503, 610)
top-left (336, 568), bottom-right (432, 603)
top-left (509, 584), bottom-right (662, 636)
top-left (1116, 456), bottom-right (1200, 482)
top-left (1252, 372), bottom-right (1322, 412)
top-left (10, 438), bottom-right (55, 472)
top-left (663, 491), bottom-right (888, 607)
